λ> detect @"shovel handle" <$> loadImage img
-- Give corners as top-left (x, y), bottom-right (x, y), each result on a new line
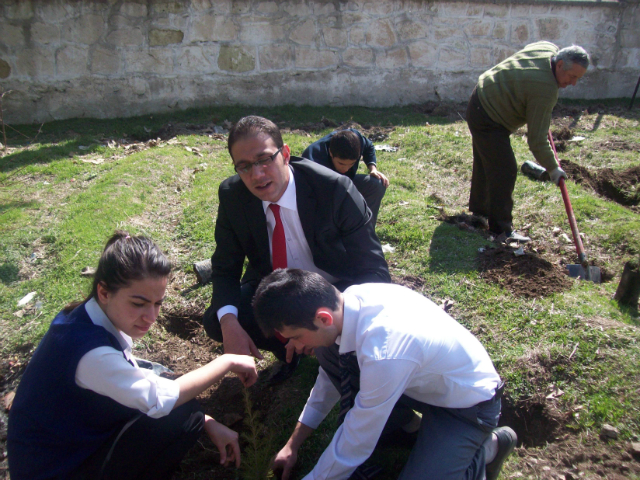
top-left (548, 130), bottom-right (588, 267)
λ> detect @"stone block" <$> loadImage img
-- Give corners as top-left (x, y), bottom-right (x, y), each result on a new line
top-left (464, 20), bottom-right (491, 37)
top-left (56, 45), bottom-right (89, 77)
top-left (510, 5), bottom-right (529, 19)
top-left (151, 2), bottom-right (186, 14)
top-left (91, 46), bottom-right (121, 74)
top-left (131, 77), bottom-right (148, 95)
top-left (376, 47), bottom-right (408, 69)
top-left (492, 22), bottom-right (507, 40)
top-left (240, 23), bottom-right (284, 44)
top-left (107, 28), bottom-right (145, 47)
top-left (408, 41), bottom-right (438, 67)
top-left (470, 47), bottom-right (491, 66)
top-left (343, 47), bottom-right (374, 67)
top-left (284, 2), bottom-right (313, 16)
top-left (15, 48), bottom-right (55, 77)
top-left (109, 15), bottom-right (135, 29)
top-left (621, 28), bottom-right (640, 49)
top-left (218, 45), bottom-right (255, 72)
top-left (191, 15), bottom-right (239, 42)
top-left (442, 3), bottom-right (471, 18)
top-left (290, 19), bottom-right (317, 46)
top-left (536, 18), bottom-right (568, 41)
top-left (125, 49), bottom-right (175, 74)
top-left (366, 20), bottom-right (396, 47)
top-left (350, 25), bottom-right (367, 45)
top-left (119, 2), bottom-right (147, 17)
top-left (529, 5), bottom-right (550, 16)
top-left (34, 3), bottom-right (75, 22)
top-left (4, 0), bottom-right (34, 19)
top-left (466, 5), bottom-right (483, 17)
top-left (32, 22), bottom-right (61, 45)
top-left (231, 0), bottom-right (251, 14)
top-left (294, 48), bottom-right (338, 69)
top-left (512, 22), bottom-right (530, 43)
top-left (323, 27), bottom-right (348, 48)
top-left (256, 1), bottom-right (279, 14)
top-left (314, 2), bottom-right (337, 15)
top-left (191, 0), bottom-right (214, 11)
top-left (63, 14), bottom-right (106, 45)
top-left (362, 0), bottom-right (394, 16)
top-left (484, 4), bottom-right (509, 18)
top-left (434, 27), bottom-right (462, 41)
top-left (259, 44), bottom-right (294, 70)
top-left (1, 23), bottom-right (25, 47)
top-left (149, 29), bottom-right (184, 46)
top-left (439, 47), bottom-right (468, 71)
top-left (396, 19), bottom-right (429, 41)
top-left (494, 45), bottom-right (516, 64)
top-left (0, 59), bottom-right (11, 79)
top-left (176, 46), bottom-right (214, 72)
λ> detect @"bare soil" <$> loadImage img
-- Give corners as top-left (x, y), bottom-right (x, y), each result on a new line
top-left (562, 159), bottom-right (640, 208)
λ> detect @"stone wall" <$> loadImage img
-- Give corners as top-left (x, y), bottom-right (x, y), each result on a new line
top-left (1, 0), bottom-right (638, 124)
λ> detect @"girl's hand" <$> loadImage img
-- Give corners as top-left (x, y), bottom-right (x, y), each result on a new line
top-left (226, 354), bottom-right (258, 387)
top-left (205, 416), bottom-right (241, 467)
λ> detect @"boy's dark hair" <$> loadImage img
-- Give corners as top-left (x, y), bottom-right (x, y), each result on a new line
top-left (329, 130), bottom-right (361, 161)
top-left (253, 269), bottom-right (339, 337)
top-left (65, 231), bottom-right (171, 311)
top-left (227, 116), bottom-right (284, 158)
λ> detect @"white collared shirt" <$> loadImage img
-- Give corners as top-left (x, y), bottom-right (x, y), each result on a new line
top-left (75, 298), bottom-right (180, 418)
top-left (298, 283), bottom-right (501, 480)
top-left (217, 167), bottom-right (337, 320)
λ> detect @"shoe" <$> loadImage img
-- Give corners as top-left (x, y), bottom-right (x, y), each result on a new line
top-left (504, 231), bottom-right (530, 244)
top-left (485, 426), bottom-right (517, 480)
top-left (268, 354), bottom-right (301, 385)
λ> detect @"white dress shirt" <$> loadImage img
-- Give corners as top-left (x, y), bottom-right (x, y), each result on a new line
top-left (298, 283), bottom-right (501, 480)
top-left (217, 167), bottom-right (337, 320)
top-left (75, 298), bottom-right (180, 418)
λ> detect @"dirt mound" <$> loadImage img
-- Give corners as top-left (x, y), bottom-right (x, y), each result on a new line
top-left (592, 139), bottom-right (640, 152)
top-left (443, 212), bottom-right (489, 231)
top-left (478, 246), bottom-right (574, 298)
top-left (552, 126), bottom-right (574, 141)
top-left (563, 159), bottom-right (640, 206)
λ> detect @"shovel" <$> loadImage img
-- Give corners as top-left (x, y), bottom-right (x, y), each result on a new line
top-left (548, 130), bottom-right (601, 283)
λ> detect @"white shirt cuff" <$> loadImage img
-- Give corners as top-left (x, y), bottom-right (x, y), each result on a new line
top-left (298, 405), bottom-right (328, 430)
top-left (145, 375), bottom-right (180, 418)
top-left (217, 305), bottom-right (238, 322)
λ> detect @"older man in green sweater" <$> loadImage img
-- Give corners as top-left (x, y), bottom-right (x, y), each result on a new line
top-left (466, 41), bottom-right (589, 242)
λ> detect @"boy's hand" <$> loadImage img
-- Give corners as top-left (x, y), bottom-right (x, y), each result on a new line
top-left (228, 354), bottom-right (259, 387)
top-left (272, 444), bottom-right (298, 480)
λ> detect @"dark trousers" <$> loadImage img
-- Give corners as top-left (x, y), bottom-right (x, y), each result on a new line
top-left (315, 344), bottom-right (501, 480)
top-left (352, 174), bottom-right (387, 225)
top-left (68, 399), bottom-right (204, 480)
top-left (466, 87), bottom-right (518, 235)
top-left (203, 281), bottom-right (288, 361)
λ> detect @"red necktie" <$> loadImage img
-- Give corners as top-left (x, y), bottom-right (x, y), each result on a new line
top-left (269, 204), bottom-right (287, 270)
top-left (269, 204), bottom-right (288, 344)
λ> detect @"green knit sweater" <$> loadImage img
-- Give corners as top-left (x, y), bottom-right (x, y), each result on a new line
top-left (477, 41), bottom-right (559, 171)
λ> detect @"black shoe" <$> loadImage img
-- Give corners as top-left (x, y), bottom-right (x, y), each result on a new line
top-left (486, 426), bottom-right (517, 480)
top-left (268, 354), bottom-right (301, 385)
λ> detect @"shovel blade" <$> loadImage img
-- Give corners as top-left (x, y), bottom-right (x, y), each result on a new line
top-left (567, 264), bottom-right (601, 283)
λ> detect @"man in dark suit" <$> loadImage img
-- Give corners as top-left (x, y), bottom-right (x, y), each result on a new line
top-left (203, 116), bottom-right (390, 378)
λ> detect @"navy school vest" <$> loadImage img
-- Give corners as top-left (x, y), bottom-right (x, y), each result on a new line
top-left (7, 303), bottom-right (140, 480)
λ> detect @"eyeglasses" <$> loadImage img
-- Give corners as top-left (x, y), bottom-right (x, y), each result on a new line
top-left (234, 148), bottom-right (283, 175)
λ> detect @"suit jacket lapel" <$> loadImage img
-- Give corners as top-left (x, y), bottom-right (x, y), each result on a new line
top-left (241, 186), bottom-right (270, 264)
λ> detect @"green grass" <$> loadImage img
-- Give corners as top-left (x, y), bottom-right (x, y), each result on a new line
top-left (1, 101), bottom-right (639, 479)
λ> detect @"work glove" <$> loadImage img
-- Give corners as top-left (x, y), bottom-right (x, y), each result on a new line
top-left (548, 167), bottom-right (567, 186)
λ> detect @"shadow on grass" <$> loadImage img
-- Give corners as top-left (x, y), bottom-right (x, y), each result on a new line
top-left (1, 141), bottom-right (102, 174)
top-left (428, 222), bottom-right (489, 275)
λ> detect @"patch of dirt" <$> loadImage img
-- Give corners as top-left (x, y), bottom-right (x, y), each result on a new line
top-left (592, 139), bottom-right (640, 152)
top-left (443, 212), bottom-right (489, 231)
top-left (563, 159), bottom-right (640, 207)
top-left (478, 245), bottom-right (574, 298)
top-left (391, 274), bottom-right (426, 291)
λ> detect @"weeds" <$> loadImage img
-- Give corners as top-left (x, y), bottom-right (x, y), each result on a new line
top-left (240, 388), bottom-right (275, 480)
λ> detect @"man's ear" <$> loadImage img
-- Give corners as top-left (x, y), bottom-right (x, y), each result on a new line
top-left (556, 59), bottom-right (564, 72)
top-left (282, 144), bottom-right (291, 164)
top-left (315, 307), bottom-right (334, 327)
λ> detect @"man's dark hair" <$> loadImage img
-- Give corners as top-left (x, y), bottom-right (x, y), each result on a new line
top-left (329, 130), bottom-right (361, 161)
top-left (253, 269), bottom-right (340, 337)
top-left (227, 116), bottom-right (284, 158)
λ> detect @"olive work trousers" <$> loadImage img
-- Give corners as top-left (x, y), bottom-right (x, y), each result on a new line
top-left (466, 87), bottom-right (518, 235)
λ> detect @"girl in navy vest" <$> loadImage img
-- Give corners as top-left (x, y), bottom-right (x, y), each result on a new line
top-left (8, 231), bottom-right (258, 480)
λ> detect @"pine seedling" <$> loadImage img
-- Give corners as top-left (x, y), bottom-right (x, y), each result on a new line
top-left (240, 388), bottom-right (275, 480)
